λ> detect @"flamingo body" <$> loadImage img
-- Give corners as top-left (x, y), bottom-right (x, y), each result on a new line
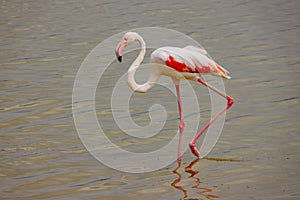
top-left (151, 46), bottom-right (231, 80)
top-left (115, 32), bottom-right (234, 159)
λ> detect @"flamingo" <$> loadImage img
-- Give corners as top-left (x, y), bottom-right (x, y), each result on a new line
top-left (115, 32), bottom-right (234, 160)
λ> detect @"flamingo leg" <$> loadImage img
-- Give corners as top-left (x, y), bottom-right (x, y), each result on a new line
top-left (189, 77), bottom-right (234, 157)
top-left (175, 84), bottom-right (185, 161)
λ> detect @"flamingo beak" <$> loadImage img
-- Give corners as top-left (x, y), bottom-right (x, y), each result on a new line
top-left (115, 40), bottom-right (126, 62)
top-left (116, 52), bottom-right (122, 62)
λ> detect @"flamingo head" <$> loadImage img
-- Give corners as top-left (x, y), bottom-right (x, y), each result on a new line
top-left (115, 32), bottom-right (139, 62)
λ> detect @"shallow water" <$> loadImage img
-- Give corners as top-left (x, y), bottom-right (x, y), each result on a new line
top-left (1, 0), bottom-right (300, 199)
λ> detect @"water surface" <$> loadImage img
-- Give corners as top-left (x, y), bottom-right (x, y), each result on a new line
top-left (1, 0), bottom-right (299, 199)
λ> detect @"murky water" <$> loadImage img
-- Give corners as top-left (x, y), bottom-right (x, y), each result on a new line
top-left (1, 0), bottom-right (299, 199)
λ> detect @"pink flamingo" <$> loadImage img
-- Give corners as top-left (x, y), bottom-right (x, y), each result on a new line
top-left (115, 32), bottom-right (234, 160)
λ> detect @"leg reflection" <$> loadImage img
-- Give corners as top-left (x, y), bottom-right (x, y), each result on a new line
top-left (171, 158), bottom-right (219, 200)
top-left (171, 159), bottom-right (188, 198)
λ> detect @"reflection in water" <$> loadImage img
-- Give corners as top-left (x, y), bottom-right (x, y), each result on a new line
top-left (172, 159), bottom-right (219, 200)
top-left (172, 159), bottom-right (188, 198)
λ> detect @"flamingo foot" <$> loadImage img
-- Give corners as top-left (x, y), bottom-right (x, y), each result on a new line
top-left (189, 143), bottom-right (200, 157)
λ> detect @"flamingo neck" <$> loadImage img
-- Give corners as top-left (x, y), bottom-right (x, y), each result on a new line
top-left (127, 35), bottom-right (154, 93)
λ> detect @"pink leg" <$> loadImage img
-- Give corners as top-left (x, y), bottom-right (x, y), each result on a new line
top-left (189, 77), bottom-right (234, 157)
top-left (176, 85), bottom-right (185, 161)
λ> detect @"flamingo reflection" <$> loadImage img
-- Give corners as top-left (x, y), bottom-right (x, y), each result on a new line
top-left (171, 158), bottom-right (219, 200)
top-left (171, 159), bottom-right (188, 198)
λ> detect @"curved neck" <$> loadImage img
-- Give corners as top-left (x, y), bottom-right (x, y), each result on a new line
top-left (128, 35), bottom-right (156, 93)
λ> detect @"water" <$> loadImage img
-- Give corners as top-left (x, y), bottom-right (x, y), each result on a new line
top-left (1, 0), bottom-right (299, 199)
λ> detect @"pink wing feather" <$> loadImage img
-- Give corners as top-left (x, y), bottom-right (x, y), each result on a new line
top-left (151, 46), bottom-right (231, 79)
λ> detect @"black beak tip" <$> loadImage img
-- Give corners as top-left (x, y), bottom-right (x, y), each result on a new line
top-left (117, 56), bottom-right (122, 62)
